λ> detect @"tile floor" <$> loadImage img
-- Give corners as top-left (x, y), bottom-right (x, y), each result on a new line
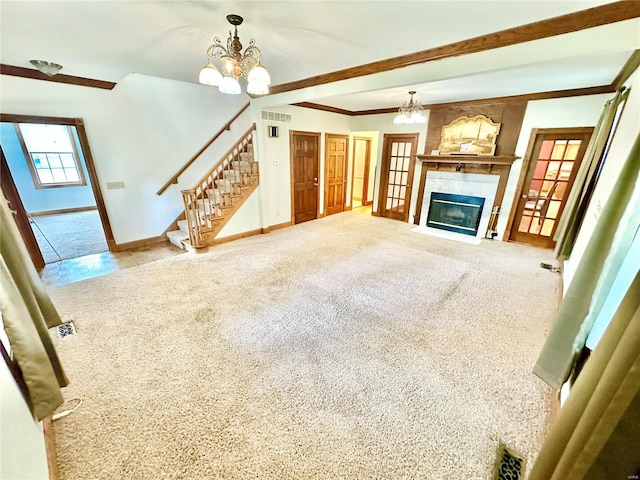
top-left (40, 242), bottom-right (184, 288)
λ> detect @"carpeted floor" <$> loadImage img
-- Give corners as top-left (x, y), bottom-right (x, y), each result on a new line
top-left (49, 211), bottom-right (557, 479)
top-left (30, 210), bottom-right (108, 263)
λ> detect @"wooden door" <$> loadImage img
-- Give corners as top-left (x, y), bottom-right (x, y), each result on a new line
top-left (325, 134), bottom-right (348, 216)
top-left (379, 133), bottom-right (418, 221)
top-left (351, 137), bottom-right (372, 207)
top-left (290, 131), bottom-right (320, 224)
top-left (509, 128), bottom-right (593, 248)
top-left (1, 147), bottom-right (45, 270)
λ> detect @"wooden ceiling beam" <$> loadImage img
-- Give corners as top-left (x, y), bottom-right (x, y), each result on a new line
top-left (271, 1), bottom-right (640, 95)
top-left (0, 64), bottom-right (116, 90)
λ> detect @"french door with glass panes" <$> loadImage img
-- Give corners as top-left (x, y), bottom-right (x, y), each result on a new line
top-left (379, 133), bottom-right (418, 221)
top-left (509, 128), bottom-right (593, 248)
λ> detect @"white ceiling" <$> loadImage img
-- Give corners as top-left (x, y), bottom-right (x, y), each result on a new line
top-left (1, 1), bottom-right (638, 111)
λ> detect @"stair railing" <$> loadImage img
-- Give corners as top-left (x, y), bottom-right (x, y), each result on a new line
top-left (157, 102), bottom-right (249, 195)
top-left (181, 124), bottom-right (256, 248)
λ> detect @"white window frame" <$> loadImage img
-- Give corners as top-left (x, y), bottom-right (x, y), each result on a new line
top-left (15, 123), bottom-right (87, 189)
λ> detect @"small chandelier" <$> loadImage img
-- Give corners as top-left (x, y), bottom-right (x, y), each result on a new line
top-left (29, 60), bottom-right (63, 76)
top-left (393, 91), bottom-right (427, 124)
top-left (199, 14), bottom-right (271, 95)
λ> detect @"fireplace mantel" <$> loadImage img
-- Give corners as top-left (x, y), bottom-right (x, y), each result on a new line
top-left (416, 154), bottom-right (518, 166)
top-left (413, 154), bottom-right (519, 226)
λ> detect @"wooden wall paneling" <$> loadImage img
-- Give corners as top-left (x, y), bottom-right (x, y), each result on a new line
top-left (416, 101), bottom-right (527, 226)
top-left (425, 102), bottom-right (527, 156)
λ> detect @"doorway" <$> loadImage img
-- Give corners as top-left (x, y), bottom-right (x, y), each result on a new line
top-left (290, 130), bottom-right (320, 224)
top-left (351, 137), bottom-right (372, 208)
top-left (0, 114), bottom-right (114, 269)
top-left (324, 134), bottom-right (348, 216)
top-left (508, 127), bottom-right (593, 248)
top-left (378, 133), bottom-right (418, 222)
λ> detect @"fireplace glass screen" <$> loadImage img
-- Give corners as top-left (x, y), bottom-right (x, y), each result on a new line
top-left (427, 192), bottom-right (485, 236)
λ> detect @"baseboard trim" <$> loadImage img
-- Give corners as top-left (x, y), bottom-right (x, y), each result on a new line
top-left (212, 228), bottom-right (263, 245)
top-left (213, 221), bottom-right (295, 244)
top-left (113, 235), bottom-right (168, 252)
top-left (261, 221), bottom-right (293, 234)
top-left (43, 416), bottom-right (58, 480)
top-left (29, 206), bottom-right (97, 217)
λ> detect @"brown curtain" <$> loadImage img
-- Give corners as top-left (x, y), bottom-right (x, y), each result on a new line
top-left (0, 192), bottom-right (68, 420)
top-left (529, 270), bottom-right (640, 479)
top-left (554, 88), bottom-right (629, 260)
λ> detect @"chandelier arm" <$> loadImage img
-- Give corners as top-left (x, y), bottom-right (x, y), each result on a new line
top-left (241, 40), bottom-right (262, 78)
top-left (206, 38), bottom-right (229, 61)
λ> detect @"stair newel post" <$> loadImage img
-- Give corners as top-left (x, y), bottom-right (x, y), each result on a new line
top-left (181, 188), bottom-right (205, 249)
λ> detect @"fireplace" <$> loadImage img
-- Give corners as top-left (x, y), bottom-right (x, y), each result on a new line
top-left (427, 192), bottom-right (485, 236)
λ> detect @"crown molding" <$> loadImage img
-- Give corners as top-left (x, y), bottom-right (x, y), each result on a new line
top-left (293, 85), bottom-right (616, 116)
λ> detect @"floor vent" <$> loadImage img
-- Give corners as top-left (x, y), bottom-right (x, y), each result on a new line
top-left (494, 443), bottom-right (526, 480)
top-left (56, 321), bottom-right (77, 338)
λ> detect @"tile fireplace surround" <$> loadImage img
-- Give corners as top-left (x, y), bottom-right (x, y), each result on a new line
top-left (413, 171), bottom-right (499, 244)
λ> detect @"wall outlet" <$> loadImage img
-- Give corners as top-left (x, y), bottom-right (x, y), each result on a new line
top-left (106, 181), bottom-right (125, 189)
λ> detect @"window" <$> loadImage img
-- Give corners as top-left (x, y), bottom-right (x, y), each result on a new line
top-left (15, 123), bottom-right (87, 188)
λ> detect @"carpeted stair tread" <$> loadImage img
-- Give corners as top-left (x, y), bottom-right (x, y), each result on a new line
top-left (166, 229), bottom-right (189, 249)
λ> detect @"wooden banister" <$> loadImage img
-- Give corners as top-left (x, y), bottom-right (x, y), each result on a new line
top-left (180, 124), bottom-right (257, 249)
top-left (190, 124), bottom-right (256, 190)
top-left (156, 102), bottom-right (250, 195)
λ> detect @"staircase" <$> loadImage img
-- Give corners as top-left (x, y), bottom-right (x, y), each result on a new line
top-left (166, 125), bottom-right (259, 251)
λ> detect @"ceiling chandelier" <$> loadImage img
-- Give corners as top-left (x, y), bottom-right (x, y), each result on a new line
top-left (199, 14), bottom-right (271, 95)
top-left (393, 91), bottom-right (427, 124)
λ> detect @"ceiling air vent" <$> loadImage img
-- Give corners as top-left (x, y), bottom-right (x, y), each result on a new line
top-left (261, 111), bottom-right (292, 123)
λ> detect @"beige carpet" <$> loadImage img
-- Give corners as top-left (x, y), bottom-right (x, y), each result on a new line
top-left (31, 210), bottom-right (108, 263)
top-left (49, 211), bottom-right (557, 479)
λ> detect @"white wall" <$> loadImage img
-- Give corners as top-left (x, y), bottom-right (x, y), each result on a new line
top-left (253, 107), bottom-right (429, 228)
top-left (0, 73), bottom-right (250, 244)
top-left (496, 93), bottom-right (611, 239)
top-left (350, 113), bottom-right (428, 221)
top-left (0, 123), bottom-right (97, 213)
top-left (253, 104), bottom-right (352, 227)
top-left (563, 69), bottom-right (640, 289)
top-left (0, 360), bottom-right (48, 480)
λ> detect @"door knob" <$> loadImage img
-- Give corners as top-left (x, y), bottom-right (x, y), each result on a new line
top-left (313, 183), bottom-right (319, 187)
top-left (521, 194), bottom-right (527, 199)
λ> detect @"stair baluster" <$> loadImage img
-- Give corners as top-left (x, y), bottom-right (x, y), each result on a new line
top-left (174, 125), bottom-right (258, 250)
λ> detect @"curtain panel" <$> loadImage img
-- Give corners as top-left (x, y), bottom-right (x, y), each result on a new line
top-left (554, 89), bottom-right (630, 260)
top-left (0, 192), bottom-right (68, 420)
top-left (534, 132), bottom-right (640, 389)
top-left (529, 271), bottom-right (640, 480)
